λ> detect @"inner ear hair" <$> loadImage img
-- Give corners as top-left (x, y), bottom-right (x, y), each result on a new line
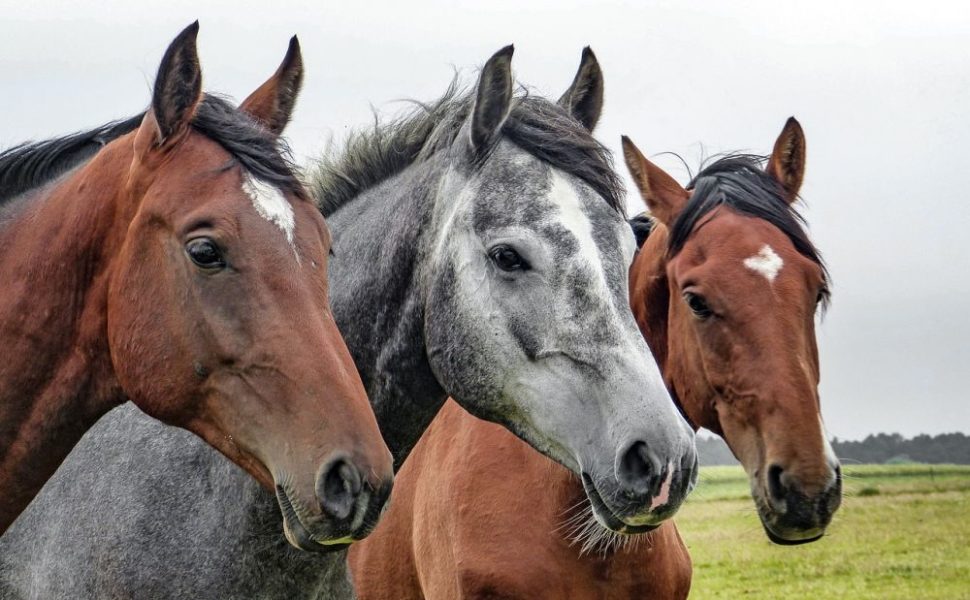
top-left (151, 21), bottom-right (203, 144)
top-left (240, 35), bottom-right (304, 136)
top-left (766, 117), bottom-right (806, 203)
top-left (469, 45), bottom-right (515, 155)
top-left (558, 46), bottom-right (604, 132)
top-left (621, 135), bottom-right (688, 227)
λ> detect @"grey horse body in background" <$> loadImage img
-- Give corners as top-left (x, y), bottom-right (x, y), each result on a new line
top-left (0, 404), bottom-right (350, 599)
top-left (0, 51), bottom-right (694, 599)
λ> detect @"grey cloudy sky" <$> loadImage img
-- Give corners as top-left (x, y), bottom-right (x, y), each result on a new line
top-left (3, 0), bottom-right (968, 440)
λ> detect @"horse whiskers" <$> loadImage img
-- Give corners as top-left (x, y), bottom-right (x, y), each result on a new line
top-left (556, 496), bottom-right (592, 519)
top-left (573, 513), bottom-right (643, 558)
top-left (557, 493), bottom-right (652, 559)
top-left (556, 503), bottom-right (595, 540)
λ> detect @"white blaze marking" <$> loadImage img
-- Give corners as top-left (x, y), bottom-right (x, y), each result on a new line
top-left (744, 244), bottom-right (784, 282)
top-left (820, 415), bottom-right (839, 479)
top-left (547, 171), bottom-right (612, 300)
top-left (242, 175), bottom-right (297, 253)
top-left (547, 171), bottom-right (667, 379)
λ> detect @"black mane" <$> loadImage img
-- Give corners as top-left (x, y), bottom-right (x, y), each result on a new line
top-left (0, 95), bottom-right (304, 205)
top-left (309, 81), bottom-right (624, 217)
top-left (0, 115), bottom-right (143, 203)
top-left (669, 154), bottom-right (830, 303)
top-left (191, 96), bottom-right (305, 199)
top-left (629, 213), bottom-right (655, 249)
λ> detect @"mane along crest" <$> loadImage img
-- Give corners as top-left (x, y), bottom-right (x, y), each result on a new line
top-left (669, 154), bottom-right (830, 305)
top-left (309, 79), bottom-right (624, 217)
top-left (0, 115), bottom-right (143, 203)
top-left (0, 95), bottom-right (304, 205)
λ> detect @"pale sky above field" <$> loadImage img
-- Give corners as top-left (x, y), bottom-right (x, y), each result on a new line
top-left (2, 1), bottom-right (968, 440)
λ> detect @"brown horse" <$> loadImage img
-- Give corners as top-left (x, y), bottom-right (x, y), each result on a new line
top-left (0, 24), bottom-right (393, 546)
top-left (349, 117), bottom-right (841, 598)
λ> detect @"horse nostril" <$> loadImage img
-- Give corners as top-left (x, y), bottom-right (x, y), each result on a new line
top-left (767, 463), bottom-right (786, 503)
top-left (316, 458), bottom-right (362, 521)
top-left (681, 448), bottom-right (699, 492)
top-left (681, 447), bottom-right (699, 473)
top-left (618, 441), bottom-right (656, 496)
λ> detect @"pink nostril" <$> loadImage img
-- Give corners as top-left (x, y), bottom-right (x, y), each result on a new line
top-left (649, 463), bottom-right (673, 511)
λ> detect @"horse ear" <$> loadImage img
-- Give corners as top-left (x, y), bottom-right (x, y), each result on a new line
top-left (621, 136), bottom-right (688, 227)
top-left (240, 36), bottom-right (304, 136)
top-left (469, 45), bottom-right (514, 155)
top-left (150, 22), bottom-right (203, 145)
top-left (558, 47), bottom-right (604, 131)
top-left (766, 117), bottom-right (806, 204)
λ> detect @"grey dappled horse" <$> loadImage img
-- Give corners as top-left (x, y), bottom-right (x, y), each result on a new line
top-left (0, 47), bottom-right (696, 599)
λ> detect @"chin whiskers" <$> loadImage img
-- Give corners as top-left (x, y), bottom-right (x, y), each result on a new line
top-left (557, 491), bottom-right (649, 558)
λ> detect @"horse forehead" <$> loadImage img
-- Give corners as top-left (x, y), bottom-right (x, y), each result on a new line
top-left (543, 170), bottom-right (623, 250)
top-left (241, 174), bottom-right (296, 249)
top-left (470, 146), bottom-right (626, 262)
top-left (691, 211), bottom-right (801, 270)
top-left (475, 156), bottom-right (619, 231)
top-left (471, 147), bottom-right (553, 226)
top-left (743, 244), bottom-right (784, 283)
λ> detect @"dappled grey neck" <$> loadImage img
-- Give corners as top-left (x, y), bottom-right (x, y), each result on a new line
top-left (324, 155), bottom-right (449, 468)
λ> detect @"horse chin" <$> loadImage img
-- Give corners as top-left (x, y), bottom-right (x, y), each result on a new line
top-left (759, 517), bottom-right (825, 546)
top-left (580, 473), bottom-right (661, 535)
top-left (276, 484), bottom-right (354, 553)
top-left (753, 495), bottom-right (827, 546)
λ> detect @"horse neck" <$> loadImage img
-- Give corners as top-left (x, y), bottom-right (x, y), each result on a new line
top-left (0, 140), bottom-right (134, 531)
top-left (325, 163), bottom-right (448, 469)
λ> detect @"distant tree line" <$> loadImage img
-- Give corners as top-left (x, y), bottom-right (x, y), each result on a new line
top-left (696, 432), bottom-right (970, 466)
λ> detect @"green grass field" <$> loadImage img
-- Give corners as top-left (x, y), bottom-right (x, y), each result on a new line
top-left (677, 464), bottom-right (970, 599)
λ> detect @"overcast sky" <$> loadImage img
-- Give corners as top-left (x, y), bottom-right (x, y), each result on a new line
top-left (3, 1), bottom-right (968, 440)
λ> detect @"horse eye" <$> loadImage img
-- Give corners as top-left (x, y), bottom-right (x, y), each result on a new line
top-left (488, 244), bottom-right (530, 272)
top-left (186, 238), bottom-right (225, 270)
top-left (684, 292), bottom-right (714, 319)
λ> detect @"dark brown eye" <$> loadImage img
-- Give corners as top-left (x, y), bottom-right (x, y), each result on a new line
top-left (186, 238), bottom-right (225, 271)
top-left (489, 244), bottom-right (529, 272)
top-left (684, 292), bottom-right (713, 319)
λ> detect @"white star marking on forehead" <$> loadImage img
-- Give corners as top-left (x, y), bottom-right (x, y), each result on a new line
top-left (744, 244), bottom-right (784, 282)
top-left (242, 175), bottom-right (297, 254)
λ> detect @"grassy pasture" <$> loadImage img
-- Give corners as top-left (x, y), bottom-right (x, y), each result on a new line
top-left (678, 464), bottom-right (970, 599)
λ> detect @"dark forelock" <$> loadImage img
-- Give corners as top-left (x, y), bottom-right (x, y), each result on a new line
top-left (669, 154), bottom-right (830, 304)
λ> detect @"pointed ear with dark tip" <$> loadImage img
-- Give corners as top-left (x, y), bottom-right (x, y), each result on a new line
top-left (766, 117), bottom-right (806, 204)
top-left (621, 135), bottom-right (689, 227)
top-left (151, 21), bottom-right (203, 145)
top-left (558, 46), bottom-right (604, 131)
top-left (240, 36), bottom-right (304, 136)
top-left (469, 45), bottom-right (514, 155)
